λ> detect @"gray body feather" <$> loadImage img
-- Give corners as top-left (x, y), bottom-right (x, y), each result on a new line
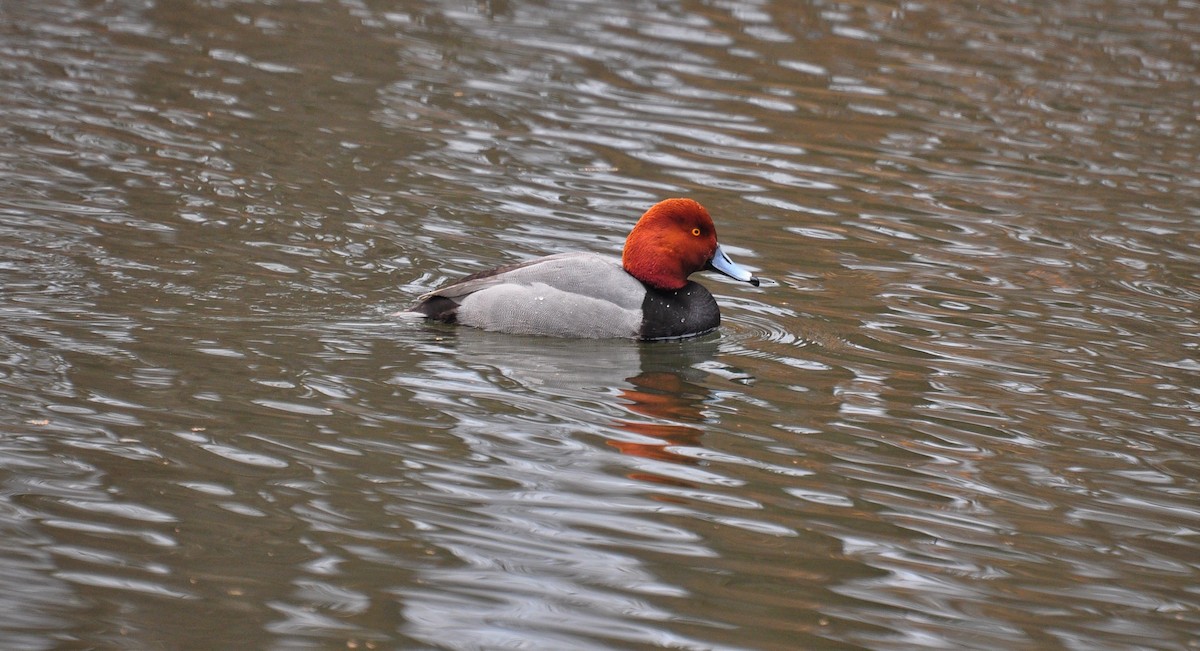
top-left (417, 253), bottom-right (647, 339)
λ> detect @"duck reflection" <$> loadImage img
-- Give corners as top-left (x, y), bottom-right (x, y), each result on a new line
top-left (610, 371), bottom-right (707, 475)
top-left (609, 337), bottom-right (727, 485)
top-left (415, 327), bottom-right (727, 483)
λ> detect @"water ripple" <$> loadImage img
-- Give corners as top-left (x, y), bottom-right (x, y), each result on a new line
top-left (1, 0), bottom-right (1199, 649)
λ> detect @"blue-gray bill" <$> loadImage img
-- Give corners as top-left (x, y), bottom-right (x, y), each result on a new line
top-left (706, 244), bottom-right (760, 286)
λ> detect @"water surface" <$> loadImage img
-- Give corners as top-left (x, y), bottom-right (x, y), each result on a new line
top-left (1, 0), bottom-right (1198, 649)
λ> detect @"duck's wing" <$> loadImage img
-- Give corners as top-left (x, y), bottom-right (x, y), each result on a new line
top-left (416, 252), bottom-right (597, 302)
top-left (410, 252), bottom-right (643, 323)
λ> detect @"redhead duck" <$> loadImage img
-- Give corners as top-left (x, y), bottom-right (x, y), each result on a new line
top-left (409, 198), bottom-right (760, 340)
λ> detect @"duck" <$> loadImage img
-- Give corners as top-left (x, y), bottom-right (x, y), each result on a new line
top-left (407, 198), bottom-right (760, 340)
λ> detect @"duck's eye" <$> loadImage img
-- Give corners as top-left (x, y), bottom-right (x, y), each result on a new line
top-left (691, 228), bottom-right (702, 236)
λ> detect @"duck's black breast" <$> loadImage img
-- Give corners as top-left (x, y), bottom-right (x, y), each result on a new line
top-left (638, 281), bottom-right (721, 341)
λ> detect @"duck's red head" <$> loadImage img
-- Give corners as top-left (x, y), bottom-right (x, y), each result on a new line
top-left (622, 198), bottom-right (760, 291)
top-left (622, 198), bottom-right (720, 291)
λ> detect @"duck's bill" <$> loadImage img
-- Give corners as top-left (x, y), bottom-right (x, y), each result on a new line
top-left (707, 244), bottom-right (760, 286)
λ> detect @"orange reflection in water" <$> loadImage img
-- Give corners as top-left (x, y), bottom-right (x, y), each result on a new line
top-left (608, 370), bottom-right (710, 485)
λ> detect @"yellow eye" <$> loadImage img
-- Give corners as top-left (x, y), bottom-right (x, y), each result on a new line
top-left (691, 228), bottom-right (702, 236)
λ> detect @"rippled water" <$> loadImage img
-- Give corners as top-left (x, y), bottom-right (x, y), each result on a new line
top-left (2, 0), bottom-right (1198, 649)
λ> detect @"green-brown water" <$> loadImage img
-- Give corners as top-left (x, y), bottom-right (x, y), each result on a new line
top-left (1, 1), bottom-right (1197, 649)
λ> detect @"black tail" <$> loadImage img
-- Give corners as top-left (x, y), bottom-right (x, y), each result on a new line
top-left (410, 295), bottom-right (459, 323)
